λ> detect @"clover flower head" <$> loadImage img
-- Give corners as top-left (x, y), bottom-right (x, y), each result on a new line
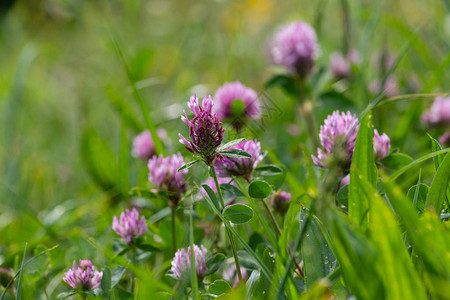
top-left (132, 128), bottom-right (167, 160)
top-left (421, 96), bottom-right (450, 127)
top-left (369, 76), bottom-right (398, 98)
top-left (171, 245), bottom-right (208, 281)
top-left (63, 260), bottom-right (103, 291)
top-left (223, 264), bottom-right (248, 288)
top-left (439, 130), bottom-right (450, 146)
top-left (179, 95), bottom-right (225, 165)
top-left (148, 153), bottom-right (187, 204)
top-left (213, 81), bottom-right (261, 126)
top-left (112, 208), bottom-right (147, 244)
top-left (340, 174), bottom-right (350, 188)
top-left (312, 110), bottom-right (359, 168)
top-left (373, 129), bottom-right (390, 160)
top-left (215, 139), bottom-right (263, 179)
top-left (200, 176), bottom-right (231, 198)
top-left (347, 49), bottom-right (361, 65)
top-left (330, 52), bottom-right (351, 79)
top-left (272, 191), bottom-right (291, 215)
top-left (271, 21), bottom-right (319, 77)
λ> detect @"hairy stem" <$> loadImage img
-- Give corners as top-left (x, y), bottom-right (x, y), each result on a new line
top-left (210, 166), bottom-right (243, 282)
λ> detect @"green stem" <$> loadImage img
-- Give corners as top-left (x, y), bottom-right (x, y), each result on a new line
top-left (210, 166), bottom-right (243, 282)
top-left (171, 205), bottom-right (177, 254)
top-left (262, 200), bottom-right (281, 236)
top-left (262, 200), bottom-right (305, 278)
top-left (340, 0), bottom-right (351, 54)
top-left (298, 79), bottom-right (318, 150)
top-left (130, 247), bottom-right (136, 294)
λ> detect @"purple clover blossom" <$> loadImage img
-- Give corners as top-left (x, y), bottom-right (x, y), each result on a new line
top-left (340, 174), bottom-right (350, 188)
top-left (132, 128), bottom-right (167, 160)
top-left (200, 177), bottom-right (232, 198)
top-left (272, 191), bottom-right (291, 216)
top-left (271, 21), bottom-right (319, 77)
top-left (171, 245), bottom-right (208, 281)
top-left (223, 264), bottom-right (248, 288)
top-left (179, 95), bottom-right (225, 165)
top-left (330, 52), bottom-right (350, 79)
top-left (439, 130), bottom-right (450, 146)
top-left (148, 153), bottom-right (187, 204)
top-left (215, 139), bottom-right (263, 180)
top-left (373, 129), bottom-right (390, 160)
top-left (312, 110), bottom-right (359, 168)
top-left (63, 260), bottom-right (103, 291)
top-left (213, 82), bottom-right (261, 126)
top-left (369, 76), bottom-right (398, 98)
top-left (347, 49), bottom-right (361, 65)
top-left (112, 208), bottom-right (147, 244)
top-left (330, 49), bottom-right (361, 79)
top-left (421, 96), bottom-right (450, 127)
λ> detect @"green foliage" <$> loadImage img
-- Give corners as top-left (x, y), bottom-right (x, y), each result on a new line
top-left (223, 204), bottom-right (254, 224)
top-left (348, 112), bottom-right (377, 228)
top-left (1, 0), bottom-right (449, 299)
top-left (248, 180), bottom-right (272, 199)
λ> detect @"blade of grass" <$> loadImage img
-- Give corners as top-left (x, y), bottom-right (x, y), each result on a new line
top-left (275, 198), bottom-right (317, 299)
top-left (111, 36), bottom-right (165, 156)
top-left (189, 196), bottom-right (200, 300)
top-left (105, 85), bottom-right (144, 132)
top-left (389, 149), bottom-right (450, 181)
top-left (200, 193), bottom-right (272, 281)
top-left (119, 113), bottom-right (129, 196)
top-left (1, 245), bottom-right (59, 300)
top-left (425, 153), bottom-right (450, 213)
top-left (348, 112), bottom-right (376, 229)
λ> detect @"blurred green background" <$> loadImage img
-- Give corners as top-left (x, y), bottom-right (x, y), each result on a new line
top-left (0, 0), bottom-right (449, 297)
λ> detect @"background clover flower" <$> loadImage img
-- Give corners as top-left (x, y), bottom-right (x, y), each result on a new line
top-left (271, 21), bottom-right (319, 77)
top-left (213, 81), bottom-right (261, 127)
top-left (132, 128), bottom-right (167, 160)
top-left (439, 130), bottom-right (450, 146)
top-left (171, 244), bottom-right (208, 281)
top-left (272, 190), bottom-right (291, 216)
top-left (112, 208), bottom-right (147, 244)
top-left (215, 139), bottom-right (263, 180)
top-left (200, 176), bottom-right (231, 198)
top-left (223, 264), bottom-right (248, 288)
top-left (63, 260), bottom-right (103, 291)
top-left (373, 129), bottom-right (390, 160)
top-left (330, 52), bottom-right (350, 79)
top-left (312, 110), bottom-right (359, 168)
top-left (421, 96), bottom-right (450, 127)
top-left (148, 153), bottom-right (187, 204)
top-left (369, 76), bottom-right (398, 97)
top-left (179, 94), bottom-right (225, 165)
